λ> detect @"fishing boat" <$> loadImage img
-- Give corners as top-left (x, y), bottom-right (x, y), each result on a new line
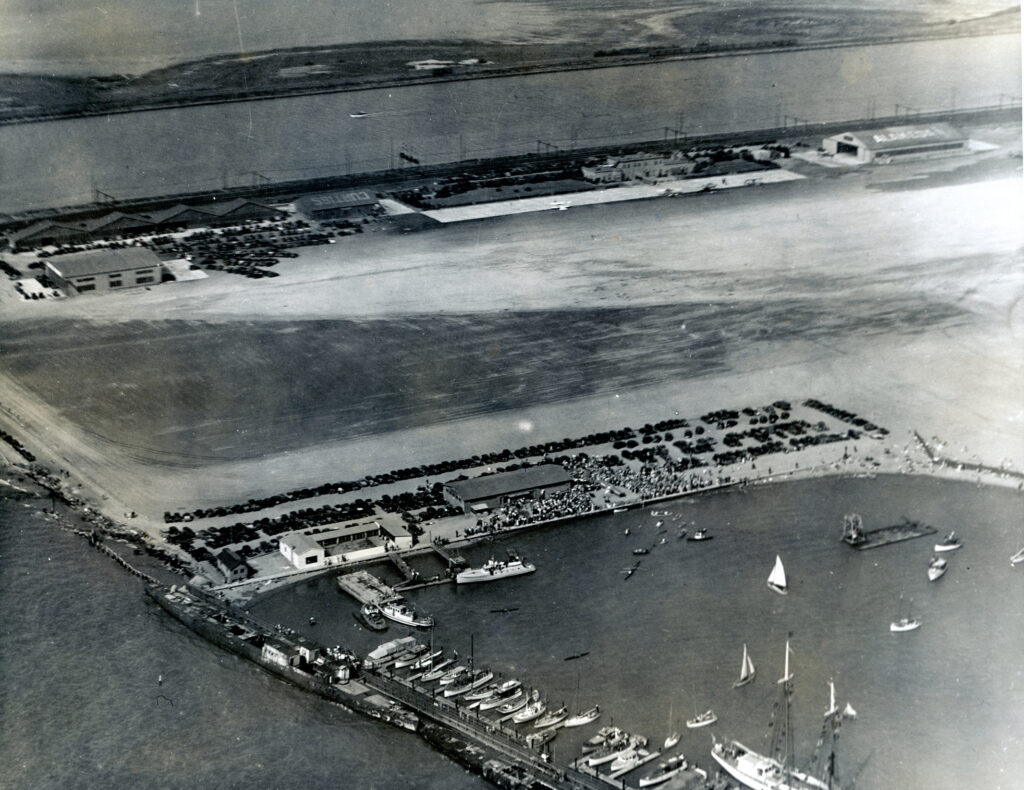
top-left (419, 657), bottom-right (455, 682)
top-left (535, 706), bottom-right (568, 729)
top-left (610, 747), bottom-right (647, 773)
top-left (409, 649), bottom-right (443, 670)
top-left (934, 531), bottom-right (962, 553)
top-left (582, 726), bottom-right (625, 753)
top-left (525, 729), bottom-right (557, 749)
top-left (687, 528), bottom-right (713, 541)
top-left (639, 755), bottom-right (688, 787)
top-left (767, 554), bottom-right (788, 595)
top-left (480, 687), bottom-right (523, 711)
top-left (686, 709), bottom-right (717, 728)
top-left (380, 599), bottom-right (434, 628)
top-left (512, 692), bottom-right (547, 724)
top-left (354, 602), bottom-right (388, 631)
top-left (587, 737), bottom-right (639, 767)
top-left (496, 694), bottom-right (529, 716)
top-left (711, 641), bottom-right (844, 790)
top-left (437, 665), bottom-right (468, 685)
top-left (890, 597), bottom-right (920, 632)
top-left (927, 556), bottom-right (948, 581)
top-left (456, 555), bottom-right (536, 584)
top-left (564, 705), bottom-right (601, 728)
top-left (733, 643), bottom-right (756, 688)
top-left (393, 644), bottom-right (429, 668)
top-left (1012, 546), bottom-right (1024, 566)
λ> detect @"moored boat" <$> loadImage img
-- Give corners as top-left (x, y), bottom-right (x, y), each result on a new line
top-left (393, 644), bottom-right (429, 668)
top-left (526, 728), bottom-right (558, 749)
top-left (934, 531), bottom-right (962, 553)
top-left (587, 738), bottom-right (636, 767)
top-left (480, 687), bottom-right (522, 711)
top-left (380, 599), bottom-right (434, 628)
top-left (437, 665), bottom-right (468, 685)
top-left (495, 694), bottom-right (529, 716)
top-left (564, 705), bottom-right (601, 728)
top-left (512, 693), bottom-right (546, 724)
top-left (535, 705), bottom-right (568, 729)
top-left (610, 747), bottom-right (646, 774)
top-left (444, 669), bottom-right (492, 698)
top-left (354, 603), bottom-right (388, 631)
top-left (419, 657), bottom-right (454, 682)
top-left (582, 726), bottom-right (624, 753)
top-left (456, 554), bottom-right (536, 584)
top-left (639, 755), bottom-right (687, 787)
top-left (409, 649), bottom-right (443, 670)
top-left (927, 556), bottom-right (948, 581)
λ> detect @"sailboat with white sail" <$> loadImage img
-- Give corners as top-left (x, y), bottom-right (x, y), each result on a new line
top-left (733, 643), bottom-right (756, 688)
top-left (824, 680), bottom-right (839, 718)
top-left (663, 701), bottom-right (679, 749)
top-left (1011, 546), bottom-right (1024, 566)
top-left (711, 640), bottom-right (847, 790)
top-left (767, 555), bottom-right (788, 595)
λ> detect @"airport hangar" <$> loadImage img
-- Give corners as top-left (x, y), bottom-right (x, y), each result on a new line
top-left (44, 247), bottom-right (164, 294)
top-left (822, 123), bottom-right (968, 163)
top-left (443, 463), bottom-right (573, 514)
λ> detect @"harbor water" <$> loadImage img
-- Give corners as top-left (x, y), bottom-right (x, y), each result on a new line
top-left (3, 474), bottom-right (1022, 788)
top-left (0, 35), bottom-right (1019, 213)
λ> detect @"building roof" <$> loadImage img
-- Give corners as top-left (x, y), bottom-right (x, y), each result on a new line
top-left (217, 548), bottom-right (248, 571)
top-left (444, 463), bottom-right (572, 502)
top-left (45, 247), bottom-right (163, 279)
top-left (279, 531), bottom-right (323, 555)
top-left (8, 220), bottom-right (83, 243)
top-left (829, 123), bottom-right (966, 151)
top-left (296, 190), bottom-right (377, 214)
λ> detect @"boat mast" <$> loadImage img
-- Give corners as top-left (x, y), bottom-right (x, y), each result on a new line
top-left (769, 640), bottom-right (795, 774)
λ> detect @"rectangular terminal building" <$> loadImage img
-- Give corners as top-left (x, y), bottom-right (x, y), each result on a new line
top-left (443, 463), bottom-right (572, 514)
top-left (44, 247), bottom-right (164, 294)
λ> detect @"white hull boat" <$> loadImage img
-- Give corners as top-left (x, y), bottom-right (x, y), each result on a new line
top-left (380, 600), bottom-right (434, 628)
top-left (927, 556), bottom-right (948, 581)
top-left (456, 555), bottom-right (536, 584)
top-left (564, 705), bottom-right (601, 728)
top-left (686, 710), bottom-right (717, 729)
top-left (639, 755), bottom-right (687, 787)
top-left (934, 531), bottom-right (962, 552)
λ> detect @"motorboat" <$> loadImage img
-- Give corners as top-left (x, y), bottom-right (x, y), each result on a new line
top-left (686, 709), bottom-right (717, 728)
top-left (526, 728), bottom-right (558, 749)
top-left (564, 705), bottom-right (601, 728)
top-left (733, 643), bottom-right (756, 688)
top-left (393, 644), bottom-right (429, 668)
top-left (495, 695), bottom-right (529, 716)
top-left (639, 755), bottom-right (687, 787)
top-left (354, 602), bottom-right (388, 631)
top-left (587, 738), bottom-right (637, 767)
top-left (409, 649), bottom-right (443, 670)
top-left (437, 665), bottom-right (468, 685)
top-left (927, 556), bottom-right (948, 581)
top-left (687, 528), bottom-right (713, 542)
top-left (418, 657), bottom-right (454, 682)
top-left (610, 748), bottom-right (646, 774)
top-left (456, 554), bottom-right (536, 584)
top-left (934, 531), bottom-right (962, 553)
top-left (534, 706), bottom-right (568, 729)
top-left (767, 554), bottom-right (788, 595)
top-left (582, 726), bottom-right (625, 753)
top-left (512, 694), bottom-right (547, 724)
top-left (380, 599), bottom-right (434, 628)
top-left (480, 687), bottom-right (522, 711)
top-left (444, 670), bottom-right (492, 698)
top-left (890, 616), bottom-right (921, 632)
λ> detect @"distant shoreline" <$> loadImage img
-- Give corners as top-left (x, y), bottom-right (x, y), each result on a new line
top-left (0, 27), bottom-right (1017, 128)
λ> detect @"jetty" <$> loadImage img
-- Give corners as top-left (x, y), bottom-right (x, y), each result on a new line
top-left (842, 514), bottom-right (937, 550)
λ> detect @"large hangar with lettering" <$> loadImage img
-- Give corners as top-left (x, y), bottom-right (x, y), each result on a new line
top-left (823, 123), bottom-right (967, 163)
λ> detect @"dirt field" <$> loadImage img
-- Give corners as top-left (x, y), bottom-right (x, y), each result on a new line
top-left (0, 143), bottom-right (1021, 528)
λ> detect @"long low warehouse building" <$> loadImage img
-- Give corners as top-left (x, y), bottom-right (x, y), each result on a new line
top-left (443, 463), bottom-right (573, 514)
top-left (279, 513), bottom-right (413, 570)
top-left (822, 123), bottom-right (968, 163)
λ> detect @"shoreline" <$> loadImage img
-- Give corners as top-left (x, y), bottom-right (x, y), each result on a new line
top-left (0, 28), bottom-right (1017, 128)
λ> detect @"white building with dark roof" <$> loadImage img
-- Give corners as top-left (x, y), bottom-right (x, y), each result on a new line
top-left (44, 247), bottom-right (164, 294)
top-left (278, 512), bottom-right (413, 570)
top-left (822, 123), bottom-right (968, 163)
